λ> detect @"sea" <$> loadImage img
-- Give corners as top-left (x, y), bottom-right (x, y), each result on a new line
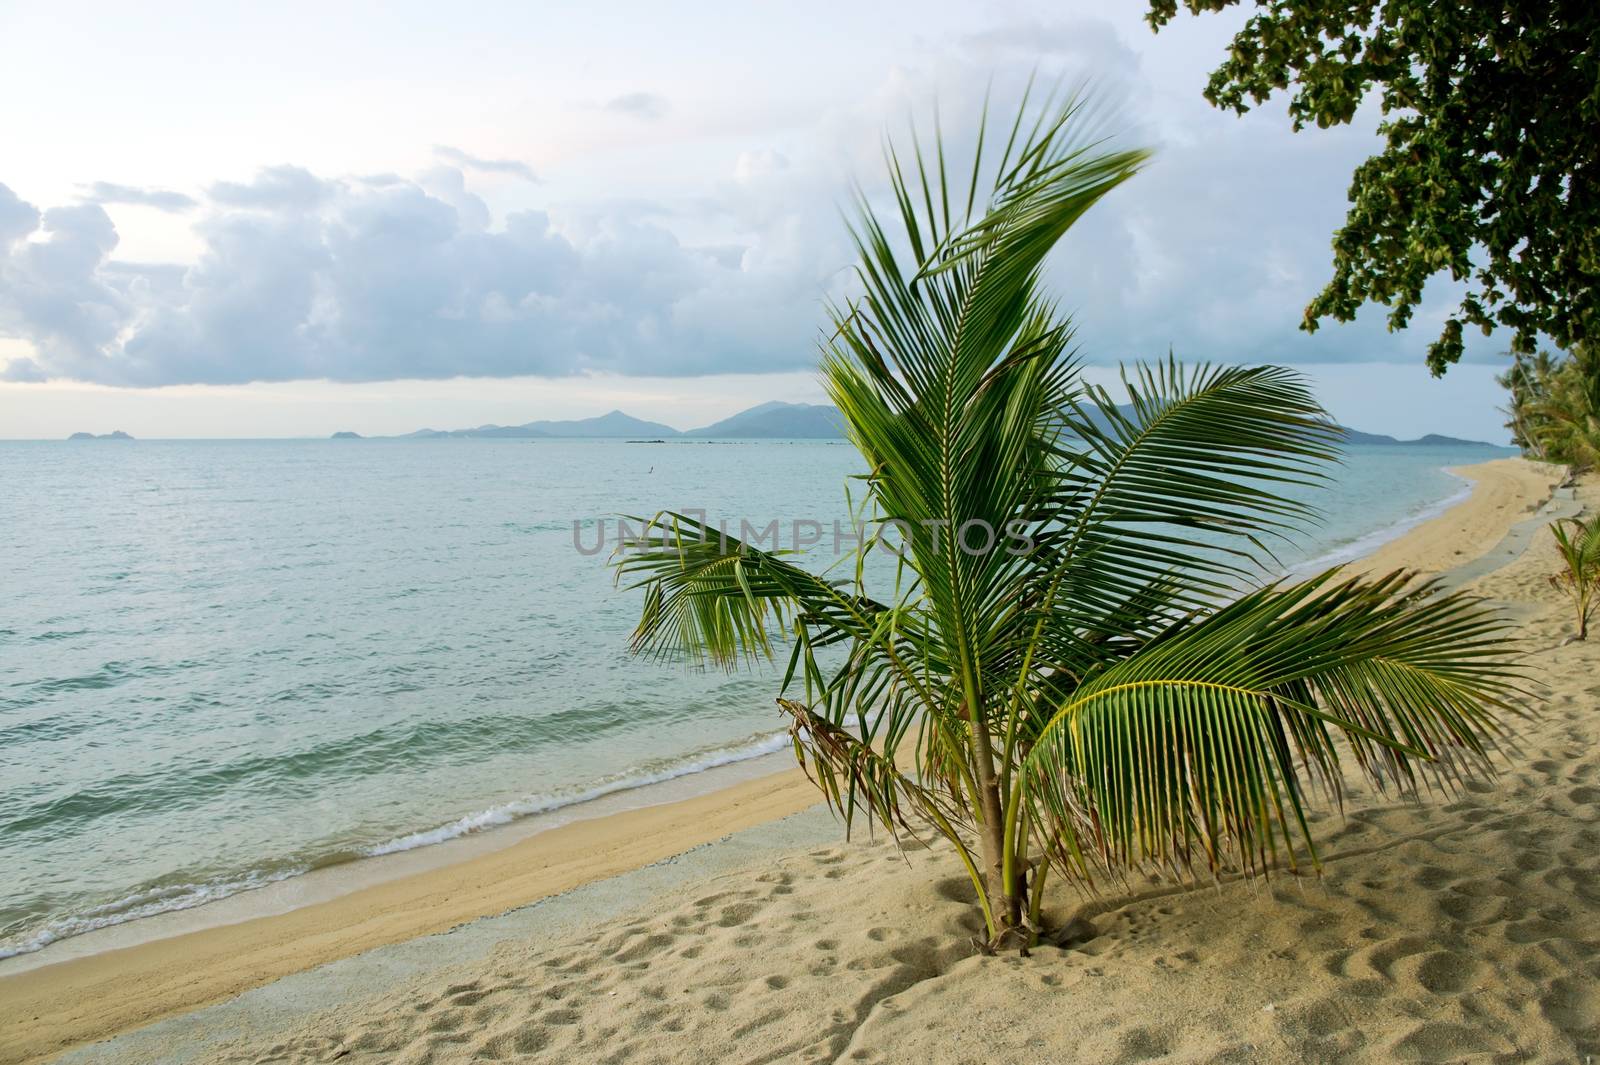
top-left (0, 437), bottom-right (1512, 961)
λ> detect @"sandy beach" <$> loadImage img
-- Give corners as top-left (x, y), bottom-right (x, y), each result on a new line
top-left (6, 456), bottom-right (1597, 1065)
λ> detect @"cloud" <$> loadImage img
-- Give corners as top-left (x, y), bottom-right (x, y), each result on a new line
top-left (417, 166), bottom-right (491, 231)
top-left (432, 146), bottom-right (538, 182)
top-left (733, 150), bottom-right (790, 183)
top-left (962, 18), bottom-right (1143, 99)
top-left (0, 22), bottom-right (1513, 389)
top-left (79, 181), bottom-right (197, 212)
top-left (0, 164), bottom-right (844, 386)
top-left (0, 183), bottom-right (40, 245)
top-left (209, 165), bottom-right (332, 210)
top-left (602, 92), bottom-right (669, 120)
top-left (0, 196), bottom-right (130, 382)
top-left (841, 24), bottom-right (1511, 369)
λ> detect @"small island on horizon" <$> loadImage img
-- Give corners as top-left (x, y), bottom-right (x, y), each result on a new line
top-left (67, 430), bottom-right (134, 440)
top-left (330, 431), bottom-right (363, 439)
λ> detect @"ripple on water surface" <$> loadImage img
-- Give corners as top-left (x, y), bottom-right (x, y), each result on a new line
top-left (0, 438), bottom-right (1508, 958)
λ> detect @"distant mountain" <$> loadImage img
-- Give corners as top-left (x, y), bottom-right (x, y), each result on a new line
top-left (330, 431), bottom-right (363, 439)
top-left (402, 424), bottom-right (546, 439)
top-left (376, 403), bottom-right (1499, 449)
top-left (389, 404), bottom-right (842, 440)
top-left (522, 410), bottom-right (681, 438)
top-left (67, 430), bottom-right (133, 440)
top-left (1338, 427), bottom-right (1501, 448)
top-left (687, 402), bottom-right (846, 439)
top-left (1070, 408), bottom-right (1498, 448)
top-left (399, 410), bottom-right (679, 439)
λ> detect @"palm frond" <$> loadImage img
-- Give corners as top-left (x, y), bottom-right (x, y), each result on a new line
top-left (613, 511), bottom-right (887, 669)
top-left (1021, 570), bottom-right (1519, 883)
top-left (1046, 358), bottom-right (1342, 585)
top-left (823, 92), bottom-right (1147, 723)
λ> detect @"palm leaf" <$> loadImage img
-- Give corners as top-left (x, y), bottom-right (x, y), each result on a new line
top-left (1021, 570), bottom-right (1519, 883)
top-left (614, 511), bottom-right (887, 669)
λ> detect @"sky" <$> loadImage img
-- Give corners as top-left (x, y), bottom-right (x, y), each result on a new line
top-left (0, 0), bottom-right (1515, 441)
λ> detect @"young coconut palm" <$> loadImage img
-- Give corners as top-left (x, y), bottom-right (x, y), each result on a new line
top-left (1549, 514), bottom-right (1600, 639)
top-left (613, 92), bottom-right (1520, 951)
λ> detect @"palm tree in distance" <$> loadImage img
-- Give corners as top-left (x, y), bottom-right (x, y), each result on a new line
top-left (614, 90), bottom-right (1519, 952)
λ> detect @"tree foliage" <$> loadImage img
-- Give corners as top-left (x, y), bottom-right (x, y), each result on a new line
top-left (614, 93), bottom-right (1521, 951)
top-left (1499, 342), bottom-right (1600, 467)
top-left (1148, 0), bottom-right (1600, 373)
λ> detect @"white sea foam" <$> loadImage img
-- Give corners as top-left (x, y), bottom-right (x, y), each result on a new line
top-left (362, 730), bottom-right (791, 857)
top-left (0, 730), bottom-right (792, 960)
top-left (0, 866), bottom-right (308, 960)
top-left (1285, 469), bottom-right (1473, 576)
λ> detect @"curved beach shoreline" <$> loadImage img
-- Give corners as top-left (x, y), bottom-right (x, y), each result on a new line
top-left (1345, 457), bottom-right (1566, 577)
top-left (1, 456), bottom-right (1581, 1065)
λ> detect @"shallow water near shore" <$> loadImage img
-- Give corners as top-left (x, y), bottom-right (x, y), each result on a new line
top-left (0, 437), bottom-right (1510, 959)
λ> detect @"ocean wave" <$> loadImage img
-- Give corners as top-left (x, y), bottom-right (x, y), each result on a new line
top-left (0, 729), bottom-right (791, 960)
top-left (1286, 470), bottom-right (1473, 575)
top-left (3, 701), bottom-right (708, 838)
top-left (0, 865), bottom-right (308, 961)
top-left (362, 730), bottom-right (791, 856)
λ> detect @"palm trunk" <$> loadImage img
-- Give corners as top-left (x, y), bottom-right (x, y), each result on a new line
top-left (967, 711), bottom-right (1021, 946)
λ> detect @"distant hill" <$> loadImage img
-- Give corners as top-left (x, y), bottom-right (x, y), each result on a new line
top-left (1338, 427), bottom-right (1500, 448)
top-left (402, 424), bottom-right (547, 439)
top-left (1067, 408), bottom-right (1499, 448)
top-left (687, 402), bottom-right (846, 439)
top-left (377, 404), bottom-right (1500, 448)
top-left (330, 431), bottom-right (363, 439)
top-left (523, 410), bottom-right (681, 438)
top-left (67, 430), bottom-right (133, 440)
top-left (390, 404), bottom-right (843, 440)
top-left (400, 410), bottom-right (679, 439)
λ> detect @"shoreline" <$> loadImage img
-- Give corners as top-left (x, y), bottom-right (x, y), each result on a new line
top-left (0, 456), bottom-right (1566, 1065)
top-left (0, 738), bottom-right (798, 971)
top-left (1344, 458), bottom-right (1564, 577)
top-left (1, 761), bottom-right (831, 1065)
top-left (1286, 471), bottom-right (1474, 575)
top-left (0, 451), bottom-right (1502, 970)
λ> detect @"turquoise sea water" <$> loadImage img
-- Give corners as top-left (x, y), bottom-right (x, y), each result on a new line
top-left (0, 438), bottom-right (1510, 958)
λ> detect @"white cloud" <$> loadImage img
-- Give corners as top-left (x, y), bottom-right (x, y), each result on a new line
top-left (602, 92), bottom-right (670, 120)
top-left (208, 165), bottom-right (331, 211)
top-left (0, 16), bottom-right (1512, 397)
top-left (0, 164), bottom-right (844, 386)
top-left (431, 146), bottom-right (539, 183)
top-left (79, 182), bottom-right (197, 212)
top-left (733, 150), bottom-right (789, 183)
